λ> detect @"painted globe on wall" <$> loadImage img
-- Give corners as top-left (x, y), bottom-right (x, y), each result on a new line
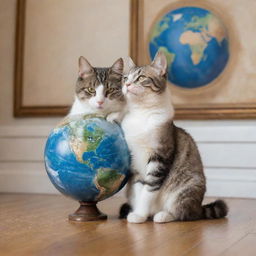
top-left (149, 6), bottom-right (229, 88)
top-left (44, 115), bottom-right (130, 203)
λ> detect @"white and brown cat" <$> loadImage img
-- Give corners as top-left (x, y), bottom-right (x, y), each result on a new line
top-left (120, 51), bottom-right (228, 223)
top-left (69, 56), bottom-right (125, 123)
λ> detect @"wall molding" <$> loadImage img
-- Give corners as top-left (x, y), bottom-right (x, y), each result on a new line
top-left (0, 125), bottom-right (52, 138)
top-left (0, 124), bottom-right (255, 198)
top-left (0, 124), bottom-right (255, 142)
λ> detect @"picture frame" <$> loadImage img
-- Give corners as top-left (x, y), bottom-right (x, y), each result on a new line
top-left (14, 0), bottom-right (129, 117)
top-left (14, 0), bottom-right (68, 117)
top-left (130, 0), bottom-right (256, 119)
top-left (14, 0), bottom-right (256, 119)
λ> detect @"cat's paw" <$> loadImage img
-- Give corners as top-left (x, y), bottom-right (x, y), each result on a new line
top-left (127, 212), bottom-right (147, 223)
top-left (106, 112), bottom-right (120, 123)
top-left (153, 211), bottom-right (174, 223)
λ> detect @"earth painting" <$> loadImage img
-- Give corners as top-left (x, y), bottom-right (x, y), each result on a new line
top-left (149, 6), bottom-right (229, 88)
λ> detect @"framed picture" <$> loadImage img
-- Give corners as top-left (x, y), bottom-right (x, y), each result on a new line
top-left (130, 0), bottom-right (256, 119)
top-left (14, 0), bottom-right (129, 117)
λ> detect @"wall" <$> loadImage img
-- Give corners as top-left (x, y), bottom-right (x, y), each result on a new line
top-left (0, 0), bottom-right (256, 198)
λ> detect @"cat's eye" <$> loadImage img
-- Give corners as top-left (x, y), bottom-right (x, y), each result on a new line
top-left (87, 87), bottom-right (95, 93)
top-left (123, 76), bottom-right (128, 81)
top-left (138, 75), bottom-right (146, 82)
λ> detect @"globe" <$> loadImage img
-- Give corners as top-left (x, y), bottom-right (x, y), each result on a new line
top-left (149, 6), bottom-right (229, 88)
top-left (44, 114), bottom-right (130, 221)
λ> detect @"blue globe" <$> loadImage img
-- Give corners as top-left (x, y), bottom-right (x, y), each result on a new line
top-left (149, 6), bottom-right (229, 88)
top-left (44, 115), bottom-right (130, 202)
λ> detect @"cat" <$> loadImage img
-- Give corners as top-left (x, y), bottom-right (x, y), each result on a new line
top-left (69, 56), bottom-right (125, 122)
top-left (119, 51), bottom-right (228, 223)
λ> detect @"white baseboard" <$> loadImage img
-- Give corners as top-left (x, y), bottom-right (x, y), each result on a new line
top-left (205, 168), bottom-right (256, 198)
top-left (0, 167), bottom-right (57, 194)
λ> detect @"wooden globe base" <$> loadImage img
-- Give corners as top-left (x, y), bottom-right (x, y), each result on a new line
top-left (69, 201), bottom-right (107, 222)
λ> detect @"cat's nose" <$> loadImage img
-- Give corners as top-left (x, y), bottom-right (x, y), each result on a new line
top-left (97, 100), bottom-right (104, 105)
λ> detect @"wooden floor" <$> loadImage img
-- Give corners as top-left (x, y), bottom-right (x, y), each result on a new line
top-left (1, 194), bottom-right (256, 256)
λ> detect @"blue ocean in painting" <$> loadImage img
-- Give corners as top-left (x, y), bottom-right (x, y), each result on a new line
top-left (149, 6), bottom-right (229, 88)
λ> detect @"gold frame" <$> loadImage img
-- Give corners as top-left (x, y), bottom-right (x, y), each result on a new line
top-left (14, 0), bottom-right (133, 117)
top-left (130, 0), bottom-right (256, 119)
top-left (14, 0), bottom-right (256, 118)
top-left (14, 0), bottom-right (69, 117)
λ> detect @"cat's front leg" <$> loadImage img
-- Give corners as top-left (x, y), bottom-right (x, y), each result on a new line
top-left (127, 162), bottom-right (164, 223)
top-left (127, 184), bottom-right (159, 223)
top-left (106, 112), bottom-right (122, 124)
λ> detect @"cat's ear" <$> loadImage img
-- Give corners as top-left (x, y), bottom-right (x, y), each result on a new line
top-left (151, 50), bottom-right (167, 76)
top-left (78, 56), bottom-right (94, 78)
top-left (111, 58), bottom-right (124, 74)
top-left (127, 56), bottom-right (136, 70)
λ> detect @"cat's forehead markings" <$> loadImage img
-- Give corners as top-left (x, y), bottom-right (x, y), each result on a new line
top-left (95, 68), bottom-right (108, 83)
top-left (128, 68), bottom-right (142, 81)
top-left (134, 68), bottom-right (142, 76)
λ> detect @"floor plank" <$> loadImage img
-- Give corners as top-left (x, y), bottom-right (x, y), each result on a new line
top-left (1, 194), bottom-right (256, 256)
top-left (222, 234), bottom-right (256, 256)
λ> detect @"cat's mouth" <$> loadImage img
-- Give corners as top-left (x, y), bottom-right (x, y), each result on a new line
top-left (127, 89), bottom-right (137, 95)
top-left (126, 85), bottom-right (144, 96)
top-left (123, 85), bottom-right (137, 96)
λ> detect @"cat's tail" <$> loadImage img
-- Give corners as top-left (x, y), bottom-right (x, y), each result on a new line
top-left (201, 200), bottom-right (228, 219)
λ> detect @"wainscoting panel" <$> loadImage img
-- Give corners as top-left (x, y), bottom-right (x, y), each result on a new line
top-left (0, 124), bottom-right (255, 198)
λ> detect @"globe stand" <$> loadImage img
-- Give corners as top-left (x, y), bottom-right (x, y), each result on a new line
top-left (68, 201), bottom-right (107, 222)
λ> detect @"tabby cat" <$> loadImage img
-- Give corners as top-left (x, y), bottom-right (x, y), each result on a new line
top-left (120, 51), bottom-right (228, 223)
top-left (69, 56), bottom-right (125, 122)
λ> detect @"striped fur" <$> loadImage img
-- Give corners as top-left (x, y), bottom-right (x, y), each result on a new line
top-left (123, 66), bottom-right (166, 94)
top-left (76, 59), bottom-right (124, 101)
top-left (202, 200), bottom-right (228, 219)
top-left (120, 51), bottom-right (228, 223)
top-left (69, 57), bottom-right (125, 118)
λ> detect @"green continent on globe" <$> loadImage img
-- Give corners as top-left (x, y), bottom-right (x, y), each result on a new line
top-left (94, 168), bottom-right (125, 200)
top-left (69, 125), bottom-right (104, 165)
top-left (57, 115), bottom-right (105, 165)
top-left (45, 114), bottom-right (131, 203)
top-left (69, 137), bottom-right (86, 163)
top-left (83, 126), bottom-right (104, 152)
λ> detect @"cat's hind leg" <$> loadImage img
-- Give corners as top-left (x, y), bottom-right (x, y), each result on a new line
top-left (153, 211), bottom-right (175, 223)
top-left (165, 187), bottom-right (205, 221)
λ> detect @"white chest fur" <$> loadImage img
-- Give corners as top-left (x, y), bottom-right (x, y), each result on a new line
top-left (122, 108), bottom-right (170, 175)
